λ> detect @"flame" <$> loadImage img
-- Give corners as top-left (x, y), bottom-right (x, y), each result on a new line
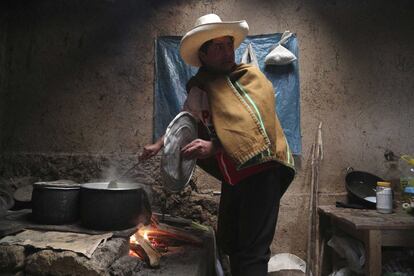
top-left (130, 234), bottom-right (138, 244)
top-left (143, 231), bottom-right (149, 241)
top-left (129, 230), bottom-right (152, 247)
top-left (129, 249), bottom-right (139, 258)
top-left (130, 224), bottom-right (172, 258)
top-left (138, 227), bottom-right (158, 238)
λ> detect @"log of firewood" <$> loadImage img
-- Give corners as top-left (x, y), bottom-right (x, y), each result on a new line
top-left (130, 243), bottom-right (146, 260)
top-left (134, 234), bottom-right (161, 268)
top-left (140, 223), bottom-right (202, 246)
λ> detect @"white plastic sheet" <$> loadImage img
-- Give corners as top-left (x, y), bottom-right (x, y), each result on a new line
top-left (327, 235), bottom-right (366, 274)
top-left (241, 43), bottom-right (260, 68)
top-left (265, 31), bottom-right (297, 65)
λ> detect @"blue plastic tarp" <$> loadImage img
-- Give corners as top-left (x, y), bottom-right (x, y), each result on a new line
top-left (154, 33), bottom-right (302, 154)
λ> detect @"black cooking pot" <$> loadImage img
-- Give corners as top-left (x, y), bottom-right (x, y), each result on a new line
top-left (345, 169), bottom-right (384, 209)
top-left (80, 182), bottom-right (151, 231)
top-left (32, 182), bottom-right (80, 224)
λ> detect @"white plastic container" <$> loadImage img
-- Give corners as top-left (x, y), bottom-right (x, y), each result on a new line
top-left (376, 181), bottom-right (393, 214)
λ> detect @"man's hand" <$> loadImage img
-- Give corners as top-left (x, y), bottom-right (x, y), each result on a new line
top-left (181, 139), bottom-right (217, 159)
top-left (139, 136), bottom-right (164, 161)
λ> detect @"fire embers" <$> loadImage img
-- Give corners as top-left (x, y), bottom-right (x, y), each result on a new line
top-left (129, 232), bottom-right (162, 268)
top-left (129, 216), bottom-right (203, 268)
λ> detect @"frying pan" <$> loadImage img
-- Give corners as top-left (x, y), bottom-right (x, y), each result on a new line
top-left (345, 168), bottom-right (384, 209)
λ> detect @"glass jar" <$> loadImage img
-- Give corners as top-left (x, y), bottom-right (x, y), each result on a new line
top-left (376, 181), bottom-right (393, 214)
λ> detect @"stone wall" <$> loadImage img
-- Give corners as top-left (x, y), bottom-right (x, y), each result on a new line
top-left (1, 0), bottom-right (413, 259)
top-left (0, 2), bottom-right (9, 152)
top-left (0, 152), bottom-right (219, 227)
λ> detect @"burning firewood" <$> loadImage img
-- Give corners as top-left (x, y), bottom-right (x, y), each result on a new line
top-left (139, 223), bottom-right (203, 246)
top-left (130, 234), bottom-right (161, 268)
top-left (150, 215), bottom-right (159, 226)
top-left (129, 247), bottom-right (145, 260)
top-left (129, 214), bottom-right (206, 269)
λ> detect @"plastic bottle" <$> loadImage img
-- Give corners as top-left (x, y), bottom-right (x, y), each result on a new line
top-left (400, 155), bottom-right (414, 202)
top-left (376, 181), bottom-right (393, 214)
top-left (383, 160), bottom-right (401, 198)
top-left (402, 187), bottom-right (414, 214)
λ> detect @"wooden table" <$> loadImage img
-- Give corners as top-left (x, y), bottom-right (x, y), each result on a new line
top-left (318, 205), bottom-right (414, 276)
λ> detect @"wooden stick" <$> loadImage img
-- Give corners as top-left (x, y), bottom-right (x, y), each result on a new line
top-left (306, 122), bottom-right (324, 276)
top-left (314, 122), bottom-right (323, 276)
top-left (134, 235), bottom-right (161, 268)
top-left (140, 223), bottom-right (203, 245)
top-left (130, 244), bottom-right (146, 260)
top-left (306, 144), bottom-right (316, 276)
top-left (153, 212), bottom-right (192, 226)
top-left (318, 237), bottom-right (326, 276)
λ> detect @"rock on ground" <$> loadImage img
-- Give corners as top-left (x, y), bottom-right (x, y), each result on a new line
top-left (152, 180), bottom-right (219, 227)
top-left (0, 245), bottom-right (25, 272)
top-left (25, 238), bottom-right (129, 276)
top-left (109, 255), bottom-right (145, 276)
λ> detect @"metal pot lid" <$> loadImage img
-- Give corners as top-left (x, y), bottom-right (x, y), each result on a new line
top-left (81, 182), bottom-right (143, 191)
top-left (34, 180), bottom-right (80, 189)
top-left (14, 185), bottom-right (34, 202)
top-left (161, 111), bottom-right (198, 192)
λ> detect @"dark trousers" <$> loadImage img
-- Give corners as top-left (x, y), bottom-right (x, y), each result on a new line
top-left (217, 169), bottom-right (282, 276)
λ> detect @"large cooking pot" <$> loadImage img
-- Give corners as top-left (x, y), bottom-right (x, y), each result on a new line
top-left (32, 181), bottom-right (80, 224)
top-left (80, 182), bottom-right (151, 230)
top-left (345, 168), bottom-right (384, 209)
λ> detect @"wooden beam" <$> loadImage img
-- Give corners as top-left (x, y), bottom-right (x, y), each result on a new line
top-left (364, 230), bottom-right (382, 276)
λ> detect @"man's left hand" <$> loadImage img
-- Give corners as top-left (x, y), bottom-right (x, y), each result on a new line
top-left (181, 139), bottom-right (217, 159)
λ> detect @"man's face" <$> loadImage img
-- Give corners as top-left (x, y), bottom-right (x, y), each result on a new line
top-left (199, 36), bottom-right (235, 73)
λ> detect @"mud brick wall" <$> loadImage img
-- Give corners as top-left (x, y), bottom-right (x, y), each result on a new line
top-left (1, 0), bottom-right (413, 258)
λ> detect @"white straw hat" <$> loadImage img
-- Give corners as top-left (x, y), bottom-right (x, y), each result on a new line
top-left (180, 14), bottom-right (249, 67)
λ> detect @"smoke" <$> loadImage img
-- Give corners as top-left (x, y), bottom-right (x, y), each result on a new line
top-left (100, 165), bottom-right (119, 182)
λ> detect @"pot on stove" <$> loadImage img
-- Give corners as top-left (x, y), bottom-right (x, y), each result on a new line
top-left (32, 180), bottom-right (80, 225)
top-left (80, 182), bottom-right (151, 231)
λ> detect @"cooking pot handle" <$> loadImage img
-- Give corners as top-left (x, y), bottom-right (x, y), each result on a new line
top-left (344, 167), bottom-right (354, 174)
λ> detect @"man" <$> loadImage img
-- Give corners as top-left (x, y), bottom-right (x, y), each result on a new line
top-left (141, 14), bottom-right (295, 276)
